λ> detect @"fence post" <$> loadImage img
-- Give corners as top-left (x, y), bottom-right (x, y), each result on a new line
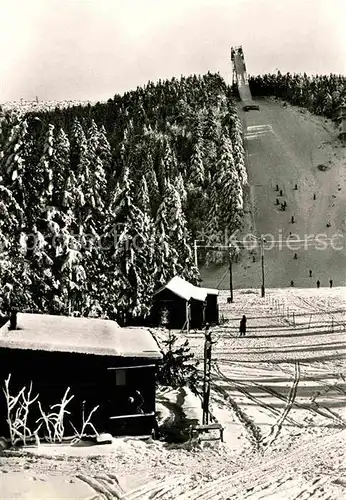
top-left (293, 312), bottom-right (295, 327)
top-left (308, 314), bottom-right (312, 329)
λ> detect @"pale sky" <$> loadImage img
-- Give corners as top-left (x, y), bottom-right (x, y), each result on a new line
top-left (1, 0), bottom-right (345, 102)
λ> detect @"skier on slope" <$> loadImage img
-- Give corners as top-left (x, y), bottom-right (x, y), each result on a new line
top-left (239, 315), bottom-right (247, 337)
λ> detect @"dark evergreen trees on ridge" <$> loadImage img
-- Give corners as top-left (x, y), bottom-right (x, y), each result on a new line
top-left (0, 72), bottom-right (246, 321)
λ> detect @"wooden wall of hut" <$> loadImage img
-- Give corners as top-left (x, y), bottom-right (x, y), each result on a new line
top-left (150, 289), bottom-right (187, 329)
top-left (0, 348), bottom-right (158, 438)
top-left (205, 295), bottom-right (219, 325)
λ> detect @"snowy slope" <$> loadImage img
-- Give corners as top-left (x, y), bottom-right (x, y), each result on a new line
top-left (201, 98), bottom-right (346, 289)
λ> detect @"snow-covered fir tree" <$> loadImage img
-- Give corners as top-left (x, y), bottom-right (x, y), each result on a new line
top-left (154, 181), bottom-right (198, 285)
top-left (111, 166), bottom-right (155, 321)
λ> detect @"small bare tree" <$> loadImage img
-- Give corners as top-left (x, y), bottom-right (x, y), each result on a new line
top-left (3, 375), bottom-right (100, 446)
top-left (3, 374), bottom-right (40, 446)
top-left (36, 388), bottom-right (74, 443)
top-left (70, 400), bottom-right (99, 444)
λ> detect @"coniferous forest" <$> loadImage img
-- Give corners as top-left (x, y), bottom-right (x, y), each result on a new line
top-left (249, 72), bottom-right (346, 117)
top-left (0, 73), bottom-right (247, 322)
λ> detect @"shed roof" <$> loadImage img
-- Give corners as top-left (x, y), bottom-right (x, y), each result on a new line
top-left (154, 276), bottom-right (218, 301)
top-left (0, 313), bottom-right (162, 359)
top-left (202, 287), bottom-right (219, 296)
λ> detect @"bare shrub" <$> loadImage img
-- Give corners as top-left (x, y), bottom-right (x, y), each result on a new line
top-left (2, 375), bottom-right (99, 446)
top-left (2, 374), bottom-right (40, 446)
top-left (36, 388), bottom-right (74, 443)
top-left (70, 400), bottom-right (99, 444)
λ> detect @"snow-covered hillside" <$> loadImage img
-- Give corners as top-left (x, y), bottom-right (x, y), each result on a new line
top-left (1, 287), bottom-right (345, 499)
top-left (1, 100), bottom-right (105, 115)
top-left (201, 97), bottom-right (346, 289)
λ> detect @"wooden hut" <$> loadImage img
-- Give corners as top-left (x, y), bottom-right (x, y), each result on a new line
top-left (151, 276), bottom-right (219, 330)
top-left (203, 287), bottom-right (220, 325)
top-left (0, 313), bottom-right (162, 439)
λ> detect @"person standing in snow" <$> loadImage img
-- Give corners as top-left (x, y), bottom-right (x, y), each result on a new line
top-left (309, 269), bottom-right (312, 278)
top-left (239, 315), bottom-right (247, 337)
top-left (316, 280), bottom-right (320, 289)
top-left (329, 279), bottom-right (333, 288)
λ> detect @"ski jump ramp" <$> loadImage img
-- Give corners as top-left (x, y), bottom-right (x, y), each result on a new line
top-left (231, 46), bottom-right (259, 111)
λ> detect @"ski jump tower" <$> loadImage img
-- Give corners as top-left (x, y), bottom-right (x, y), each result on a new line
top-left (231, 46), bottom-right (259, 111)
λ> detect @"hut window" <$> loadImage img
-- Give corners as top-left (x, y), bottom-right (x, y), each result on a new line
top-left (115, 369), bottom-right (126, 386)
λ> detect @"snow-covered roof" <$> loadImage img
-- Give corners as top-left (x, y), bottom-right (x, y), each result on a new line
top-left (154, 276), bottom-right (218, 302)
top-left (202, 287), bottom-right (219, 296)
top-left (0, 314), bottom-right (162, 359)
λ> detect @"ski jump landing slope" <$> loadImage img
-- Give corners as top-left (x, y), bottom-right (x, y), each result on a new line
top-left (201, 93), bottom-right (346, 290)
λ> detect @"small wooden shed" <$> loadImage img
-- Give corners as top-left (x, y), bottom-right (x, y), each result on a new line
top-left (151, 276), bottom-right (219, 330)
top-left (0, 313), bottom-right (162, 439)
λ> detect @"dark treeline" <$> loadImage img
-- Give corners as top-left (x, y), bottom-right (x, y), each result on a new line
top-left (249, 72), bottom-right (346, 118)
top-left (0, 73), bottom-right (247, 322)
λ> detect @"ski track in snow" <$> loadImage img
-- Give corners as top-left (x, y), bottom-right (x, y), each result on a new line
top-left (151, 287), bottom-right (346, 499)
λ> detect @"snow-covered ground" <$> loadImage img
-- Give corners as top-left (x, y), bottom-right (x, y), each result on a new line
top-left (1, 287), bottom-right (345, 499)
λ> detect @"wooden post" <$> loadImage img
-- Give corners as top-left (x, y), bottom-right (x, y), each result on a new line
top-left (194, 240), bottom-right (198, 268)
top-left (202, 300), bottom-right (206, 327)
top-left (202, 326), bottom-right (212, 425)
top-left (186, 300), bottom-right (190, 333)
top-left (261, 238), bottom-right (265, 298)
top-left (293, 312), bottom-right (295, 327)
top-left (228, 249), bottom-right (234, 303)
top-left (308, 314), bottom-right (312, 329)
top-left (68, 269), bottom-right (72, 316)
